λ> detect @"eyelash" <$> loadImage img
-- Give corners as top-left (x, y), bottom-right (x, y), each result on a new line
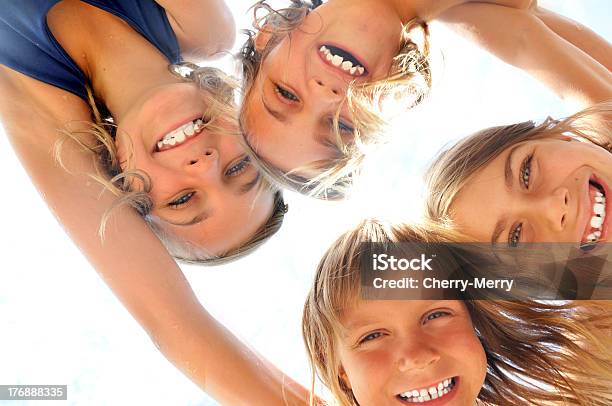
top-left (520, 154), bottom-right (533, 189)
top-left (423, 310), bottom-right (450, 324)
top-left (358, 331), bottom-right (384, 345)
top-left (508, 154), bottom-right (533, 246)
top-left (357, 311), bottom-right (450, 345)
top-left (275, 85), bottom-right (299, 102)
top-left (330, 118), bottom-right (355, 135)
top-left (225, 155), bottom-right (251, 177)
top-left (169, 191), bottom-right (195, 208)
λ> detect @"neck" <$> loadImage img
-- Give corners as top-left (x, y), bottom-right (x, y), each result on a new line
top-left (76, 3), bottom-right (181, 122)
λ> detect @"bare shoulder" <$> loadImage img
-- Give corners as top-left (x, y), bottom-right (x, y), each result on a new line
top-left (0, 66), bottom-right (90, 149)
top-left (158, 0), bottom-right (236, 60)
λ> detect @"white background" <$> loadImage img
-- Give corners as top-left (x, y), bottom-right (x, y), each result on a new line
top-left (0, 1), bottom-right (610, 405)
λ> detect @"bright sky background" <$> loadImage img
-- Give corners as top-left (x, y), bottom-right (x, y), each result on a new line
top-left (0, 1), bottom-right (610, 405)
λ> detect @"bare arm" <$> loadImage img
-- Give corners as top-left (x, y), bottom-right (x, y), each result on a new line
top-left (155, 0), bottom-right (236, 60)
top-left (532, 5), bottom-right (612, 72)
top-left (436, 3), bottom-right (612, 109)
top-left (0, 68), bottom-right (313, 406)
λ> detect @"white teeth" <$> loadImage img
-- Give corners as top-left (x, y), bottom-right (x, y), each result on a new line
top-left (595, 196), bottom-right (605, 203)
top-left (174, 132), bottom-right (186, 143)
top-left (587, 233), bottom-right (597, 242)
top-left (400, 378), bottom-right (455, 403)
top-left (157, 141), bottom-right (163, 150)
top-left (318, 46), bottom-right (365, 76)
top-left (596, 190), bottom-right (604, 198)
top-left (184, 124), bottom-right (195, 137)
top-left (594, 230), bottom-right (602, 238)
top-left (341, 60), bottom-right (353, 71)
top-left (591, 216), bottom-right (604, 229)
top-left (594, 202), bottom-right (605, 215)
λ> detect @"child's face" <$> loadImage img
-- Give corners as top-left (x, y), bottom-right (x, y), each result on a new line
top-left (337, 300), bottom-right (486, 405)
top-left (451, 137), bottom-right (612, 250)
top-left (115, 82), bottom-right (273, 255)
top-left (242, 0), bottom-right (402, 175)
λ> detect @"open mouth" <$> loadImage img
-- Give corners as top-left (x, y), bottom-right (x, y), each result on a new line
top-left (318, 44), bottom-right (368, 77)
top-left (580, 178), bottom-right (607, 252)
top-left (397, 377), bottom-right (457, 404)
top-left (155, 118), bottom-right (207, 152)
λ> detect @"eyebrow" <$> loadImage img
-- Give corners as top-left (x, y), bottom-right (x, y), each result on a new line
top-left (491, 146), bottom-right (521, 244)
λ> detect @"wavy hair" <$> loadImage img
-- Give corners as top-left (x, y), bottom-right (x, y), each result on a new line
top-left (238, 0), bottom-right (431, 199)
top-left (302, 219), bottom-right (612, 406)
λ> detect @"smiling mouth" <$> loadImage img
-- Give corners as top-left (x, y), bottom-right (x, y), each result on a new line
top-left (580, 179), bottom-right (607, 251)
top-left (397, 377), bottom-right (457, 404)
top-left (156, 118), bottom-right (206, 152)
top-left (319, 45), bottom-right (368, 77)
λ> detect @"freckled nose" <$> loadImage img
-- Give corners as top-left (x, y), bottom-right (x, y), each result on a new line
top-left (396, 340), bottom-right (440, 372)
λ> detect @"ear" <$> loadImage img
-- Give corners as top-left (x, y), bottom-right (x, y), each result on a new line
top-left (253, 28), bottom-right (274, 52)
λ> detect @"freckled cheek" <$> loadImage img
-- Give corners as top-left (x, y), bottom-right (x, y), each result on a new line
top-left (345, 351), bottom-right (394, 393)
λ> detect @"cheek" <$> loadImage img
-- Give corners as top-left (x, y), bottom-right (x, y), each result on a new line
top-left (343, 350), bottom-right (393, 400)
top-left (445, 330), bottom-right (487, 398)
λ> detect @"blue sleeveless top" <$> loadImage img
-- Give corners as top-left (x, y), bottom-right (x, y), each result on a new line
top-left (0, 0), bottom-right (182, 101)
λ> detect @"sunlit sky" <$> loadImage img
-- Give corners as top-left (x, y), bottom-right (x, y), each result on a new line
top-left (0, 1), bottom-right (610, 405)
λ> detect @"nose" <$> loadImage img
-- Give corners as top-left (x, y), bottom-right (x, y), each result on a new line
top-left (533, 187), bottom-right (569, 232)
top-left (308, 77), bottom-right (344, 103)
top-left (395, 337), bottom-right (440, 372)
top-left (184, 147), bottom-right (219, 180)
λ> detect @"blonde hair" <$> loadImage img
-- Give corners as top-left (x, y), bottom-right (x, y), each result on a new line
top-left (238, 0), bottom-right (431, 199)
top-left (55, 64), bottom-right (288, 265)
top-left (302, 219), bottom-right (612, 406)
top-left (424, 101), bottom-right (612, 228)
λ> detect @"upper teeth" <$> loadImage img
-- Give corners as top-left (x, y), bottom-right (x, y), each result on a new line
top-left (586, 189), bottom-right (606, 243)
top-left (157, 119), bottom-right (205, 150)
top-left (319, 46), bottom-right (365, 76)
top-left (399, 378), bottom-right (455, 403)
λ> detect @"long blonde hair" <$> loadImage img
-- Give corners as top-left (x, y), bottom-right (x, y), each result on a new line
top-left (55, 64), bottom-right (288, 265)
top-left (302, 219), bottom-right (612, 405)
top-left (424, 101), bottom-right (612, 227)
top-left (238, 0), bottom-right (431, 199)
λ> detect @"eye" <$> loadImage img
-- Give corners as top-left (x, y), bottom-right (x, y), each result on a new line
top-left (508, 223), bottom-right (523, 247)
top-left (329, 118), bottom-right (355, 136)
top-left (358, 331), bottom-right (384, 345)
top-left (275, 84), bottom-right (299, 102)
top-left (423, 310), bottom-right (451, 324)
top-left (225, 155), bottom-right (251, 177)
top-left (520, 154), bottom-right (533, 189)
top-left (169, 191), bottom-right (195, 208)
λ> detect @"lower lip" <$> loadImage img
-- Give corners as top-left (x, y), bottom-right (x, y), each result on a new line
top-left (153, 114), bottom-right (202, 153)
top-left (396, 377), bottom-right (460, 405)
